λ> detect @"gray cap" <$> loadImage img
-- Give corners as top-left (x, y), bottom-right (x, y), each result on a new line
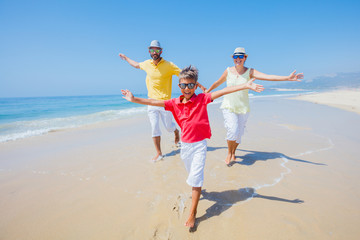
top-left (233, 47), bottom-right (246, 55)
top-left (149, 40), bottom-right (162, 49)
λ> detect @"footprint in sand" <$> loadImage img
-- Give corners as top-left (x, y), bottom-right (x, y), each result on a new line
top-left (172, 195), bottom-right (186, 219)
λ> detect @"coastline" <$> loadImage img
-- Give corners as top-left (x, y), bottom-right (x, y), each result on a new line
top-left (1, 91), bottom-right (360, 239)
top-left (291, 88), bottom-right (360, 114)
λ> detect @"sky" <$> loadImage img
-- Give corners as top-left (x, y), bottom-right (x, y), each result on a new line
top-left (1, 0), bottom-right (360, 97)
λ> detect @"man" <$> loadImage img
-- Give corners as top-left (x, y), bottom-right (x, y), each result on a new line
top-left (119, 40), bottom-right (181, 161)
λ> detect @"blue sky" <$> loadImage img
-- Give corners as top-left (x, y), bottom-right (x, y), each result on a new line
top-left (1, 0), bottom-right (359, 97)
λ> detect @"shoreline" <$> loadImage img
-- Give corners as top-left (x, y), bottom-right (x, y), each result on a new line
top-left (291, 88), bottom-right (360, 115)
top-left (0, 90), bottom-right (311, 144)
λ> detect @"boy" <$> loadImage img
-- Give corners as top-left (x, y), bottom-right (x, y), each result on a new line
top-left (121, 65), bottom-right (264, 228)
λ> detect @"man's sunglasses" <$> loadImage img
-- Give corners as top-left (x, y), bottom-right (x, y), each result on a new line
top-left (179, 83), bottom-right (196, 89)
top-left (149, 49), bottom-right (161, 53)
top-left (233, 55), bottom-right (245, 59)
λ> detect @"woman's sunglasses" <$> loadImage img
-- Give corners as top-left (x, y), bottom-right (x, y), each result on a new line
top-left (233, 55), bottom-right (245, 59)
top-left (149, 49), bottom-right (161, 53)
top-left (179, 83), bottom-right (196, 89)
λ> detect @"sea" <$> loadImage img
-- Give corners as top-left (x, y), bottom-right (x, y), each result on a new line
top-left (0, 89), bottom-right (313, 143)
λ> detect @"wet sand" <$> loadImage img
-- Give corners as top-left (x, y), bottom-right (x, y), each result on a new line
top-left (1, 92), bottom-right (360, 239)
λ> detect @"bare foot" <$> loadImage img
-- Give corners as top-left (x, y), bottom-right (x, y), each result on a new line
top-left (174, 129), bottom-right (180, 144)
top-left (152, 153), bottom-right (163, 162)
top-left (225, 153), bottom-right (232, 165)
top-left (185, 213), bottom-right (196, 228)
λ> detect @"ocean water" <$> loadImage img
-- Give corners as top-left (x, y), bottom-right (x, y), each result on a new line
top-left (0, 89), bottom-right (313, 143)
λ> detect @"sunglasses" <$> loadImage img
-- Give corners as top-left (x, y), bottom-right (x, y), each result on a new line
top-left (149, 49), bottom-right (161, 53)
top-left (179, 83), bottom-right (196, 89)
top-left (233, 55), bottom-right (245, 59)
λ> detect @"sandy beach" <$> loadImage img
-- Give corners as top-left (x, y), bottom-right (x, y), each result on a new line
top-left (1, 90), bottom-right (360, 239)
top-left (292, 89), bottom-right (360, 114)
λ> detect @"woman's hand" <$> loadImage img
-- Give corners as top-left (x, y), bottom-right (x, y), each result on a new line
top-left (196, 82), bottom-right (207, 93)
top-left (119, 53), bottom-right (127, 60)
top-left (288, 70), bottom-right (304, 81)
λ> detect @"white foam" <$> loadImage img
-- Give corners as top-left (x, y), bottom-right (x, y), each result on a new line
top-left (253, 155), bottom-right (291, 191)
top-left (225, 133), bottom-right (335, 206)
top-left (0, 107), bottom-right (147, 143)
top-left (249, 134), bottom-right (334, 197)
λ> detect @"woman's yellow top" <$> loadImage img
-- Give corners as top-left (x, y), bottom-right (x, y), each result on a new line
top-left (220, 67), bottom-right (251, 114)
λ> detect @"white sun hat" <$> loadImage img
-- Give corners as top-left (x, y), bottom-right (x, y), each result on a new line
top-left (233, 47), bottom-right (246, 55)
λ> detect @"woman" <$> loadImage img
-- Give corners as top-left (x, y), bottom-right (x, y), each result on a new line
top-left (205, 47), bottom-right (303, 166)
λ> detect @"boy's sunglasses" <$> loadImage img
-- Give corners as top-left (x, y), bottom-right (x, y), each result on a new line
top-left (179, 83), bottom-right (196, 89)
top-left (149, 49), bottom-right (161, 53)
top-left (233, 55), bottom-right (245, 59)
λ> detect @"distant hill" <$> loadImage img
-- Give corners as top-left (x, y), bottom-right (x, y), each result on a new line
top-left (271, 72), bottom-right (360, 90)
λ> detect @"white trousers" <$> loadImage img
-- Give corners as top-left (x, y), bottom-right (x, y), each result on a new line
top-left (180, 140), bottom-right (207, 187)
top-left (147, 105), bottom-right (176, 137)
top-left (222, 109), bottom-right (249, 144)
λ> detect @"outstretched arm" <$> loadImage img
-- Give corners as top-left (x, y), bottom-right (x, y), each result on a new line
top-left (251, 69), bottom-right (304, 81)
top-left (119, 53), bottom-right (140, 69)
top-left (121, 90), bottom-right (165, 107)
top-left (205, 69), bottom-right (228, 93)
top-left (210, 79), bottom-right (264, 100)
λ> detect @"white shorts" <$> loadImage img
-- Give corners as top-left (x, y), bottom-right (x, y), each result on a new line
top-left (222, 109), bottom-right (249, 144)
top-left (180, 140), bottom-right (207, 187)
top-left (147, 105), bottom-right (177, 137)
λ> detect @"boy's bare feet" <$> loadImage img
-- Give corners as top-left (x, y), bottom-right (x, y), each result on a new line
top-left (185, 212), bottom-right (196, 228)
top-left (174, 129), bottom-right (180, 144)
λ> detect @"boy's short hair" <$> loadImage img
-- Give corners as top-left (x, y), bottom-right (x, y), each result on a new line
top-left (179, 65), bottom-right (198, 82)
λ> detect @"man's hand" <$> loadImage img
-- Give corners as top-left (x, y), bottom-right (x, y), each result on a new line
top-left (121, 89), bottom-right (134, 102)
top-left (118, 54), bottom-right (140, 69)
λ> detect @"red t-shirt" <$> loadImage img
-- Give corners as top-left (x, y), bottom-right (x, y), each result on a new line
top-left (164, 93), bottom-right (212, 143)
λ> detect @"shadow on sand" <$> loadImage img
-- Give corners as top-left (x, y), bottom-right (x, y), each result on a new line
top-left (190, 188), bottom-right (303, 232)
top-left (207, 147), bottom-right (326, 167)
top-left (164, 148), bottom-right (180, 157)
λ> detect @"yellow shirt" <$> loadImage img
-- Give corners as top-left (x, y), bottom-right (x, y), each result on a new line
top-left (139, 59), bottom-right (181, 100)
top-left (220, 67), bottom-right (251, 114)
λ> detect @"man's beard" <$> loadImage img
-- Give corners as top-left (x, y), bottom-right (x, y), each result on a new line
top-left (151, 54), bottom-right (160, 60)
